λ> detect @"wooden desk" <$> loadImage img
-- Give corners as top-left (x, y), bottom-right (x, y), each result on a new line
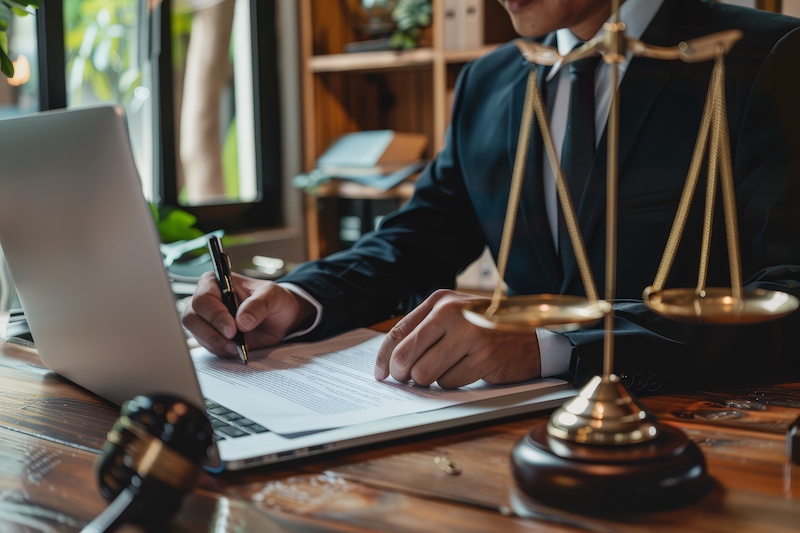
top-left (1, 337), bottom-right (799, 532)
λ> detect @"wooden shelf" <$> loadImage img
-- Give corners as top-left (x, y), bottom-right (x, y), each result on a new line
top-left (306, 44), bottom-right (498, 74)
top-left (299, 0), bottom-right (518, 259)
top-left (309, 49), bottom-right (435, 73)
top-left (311, 180), bottom-right (417, 200)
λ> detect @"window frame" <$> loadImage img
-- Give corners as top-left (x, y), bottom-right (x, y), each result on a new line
top-left (38, 0), bottom-right (285, 235)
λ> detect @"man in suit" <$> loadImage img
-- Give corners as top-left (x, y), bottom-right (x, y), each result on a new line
top-left (183, 0), bottom-right (800, 393)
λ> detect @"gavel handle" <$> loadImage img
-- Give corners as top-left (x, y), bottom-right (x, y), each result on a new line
top-left (80, 488), bottom-right (145, 533)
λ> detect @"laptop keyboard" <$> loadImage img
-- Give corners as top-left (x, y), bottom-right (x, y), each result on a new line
top-left (205, 398), bottom-right (269, 440)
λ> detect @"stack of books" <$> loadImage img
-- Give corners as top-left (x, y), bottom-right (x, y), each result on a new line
top-left (294, 130), bottom-right (428, 192)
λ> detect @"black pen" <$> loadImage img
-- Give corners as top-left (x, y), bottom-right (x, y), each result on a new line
top-left (208, 235), bottom-right (248, 365)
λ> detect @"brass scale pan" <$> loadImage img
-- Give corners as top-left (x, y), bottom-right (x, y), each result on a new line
top-left (463, 288), bottom-right (798, 333)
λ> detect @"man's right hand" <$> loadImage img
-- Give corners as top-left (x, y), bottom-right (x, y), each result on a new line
top-left (182, 272), bottom-right (315, 358)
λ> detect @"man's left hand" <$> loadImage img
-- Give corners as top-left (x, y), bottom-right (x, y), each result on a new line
top-left (373, 289), bottom-right (542, 388)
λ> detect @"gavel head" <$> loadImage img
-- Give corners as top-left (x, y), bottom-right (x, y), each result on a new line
top-left (96, 394), bottom-right (214, 527)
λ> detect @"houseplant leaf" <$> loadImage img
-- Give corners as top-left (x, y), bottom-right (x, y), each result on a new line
top-left (0, 33), bottom-right (12, 78)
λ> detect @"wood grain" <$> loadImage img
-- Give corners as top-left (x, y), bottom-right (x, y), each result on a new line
top-left (2, 338), bottom-right (799, 532)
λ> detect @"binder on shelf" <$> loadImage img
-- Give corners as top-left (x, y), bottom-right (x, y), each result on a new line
top-left (463, 0), bottom-right (484, 50)
top-left (442, 0), bottom-right (463, 51)
top-left (442, 0), bottom-right (484, 51)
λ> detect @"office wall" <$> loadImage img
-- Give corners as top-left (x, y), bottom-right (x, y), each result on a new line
top-left (783, 1), bottom-right (800, 17)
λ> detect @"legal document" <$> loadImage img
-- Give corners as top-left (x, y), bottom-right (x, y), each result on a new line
top-left (191, 328), bottom-right (566, 435)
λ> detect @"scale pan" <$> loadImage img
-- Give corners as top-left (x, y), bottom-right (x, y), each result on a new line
top-left (643, 286), bottom-right (799, 324)
top-left (463, 295), bottom-right (611, 333)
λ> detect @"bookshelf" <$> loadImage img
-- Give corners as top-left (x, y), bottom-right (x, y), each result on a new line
top-left (298, 0), bottom-right (518, 259)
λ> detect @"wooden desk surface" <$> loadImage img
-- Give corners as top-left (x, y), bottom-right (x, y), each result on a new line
top-left (1, 337), bottom-right (799, 532)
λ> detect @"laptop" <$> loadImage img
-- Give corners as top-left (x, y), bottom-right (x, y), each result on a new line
top-left (0, 105), bottom-right (574, 470)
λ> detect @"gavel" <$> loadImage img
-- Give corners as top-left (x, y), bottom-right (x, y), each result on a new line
top-left (81, 394), bottom-right (214, 533)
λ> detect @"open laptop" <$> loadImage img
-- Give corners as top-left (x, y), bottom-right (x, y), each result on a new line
top-left (0, 105), bottom-right (574, 470)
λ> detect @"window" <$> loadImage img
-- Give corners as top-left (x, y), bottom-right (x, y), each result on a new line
top-left (47, 0), bottom-right (286, 234)
top-left (157, 0), bottom-right (285, 232)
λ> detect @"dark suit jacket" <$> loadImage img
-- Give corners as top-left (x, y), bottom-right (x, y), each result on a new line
top-left (281, 0), bottom-right (800, 392)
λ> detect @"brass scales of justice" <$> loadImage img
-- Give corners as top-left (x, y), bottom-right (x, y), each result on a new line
top-left (461, 1), bottom-right (800, 513)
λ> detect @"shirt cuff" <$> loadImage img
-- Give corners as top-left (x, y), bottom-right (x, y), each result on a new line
top-left (279, 282), bottom-right (323, 340)
top-left (536, 327), bottom-right (571, 377)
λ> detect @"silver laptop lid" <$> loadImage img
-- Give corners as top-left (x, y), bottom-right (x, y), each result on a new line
top-left (0, 105), bottom-right (205, 409)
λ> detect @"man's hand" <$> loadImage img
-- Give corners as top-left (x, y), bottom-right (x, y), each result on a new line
top-left (182, 272), bottom-right (315, 357)
top-left (373, 289), bottom-right (541, 388)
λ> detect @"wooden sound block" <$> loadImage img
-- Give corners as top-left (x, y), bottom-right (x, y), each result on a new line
top-left (510, 421), bottom-right (711, 512)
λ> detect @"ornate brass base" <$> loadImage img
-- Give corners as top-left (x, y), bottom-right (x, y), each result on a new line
top-left (511, 421), bottom-right (710, 512)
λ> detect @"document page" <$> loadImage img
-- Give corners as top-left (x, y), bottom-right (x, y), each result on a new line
top-left (191, 328), bottom-right (565, 435)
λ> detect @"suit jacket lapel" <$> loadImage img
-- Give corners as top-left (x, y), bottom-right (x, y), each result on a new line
top-left (509, 33), bottom-right (563, 294)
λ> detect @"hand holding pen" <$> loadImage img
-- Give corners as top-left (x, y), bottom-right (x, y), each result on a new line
top-left (207, 235), bottom-right (249, 365)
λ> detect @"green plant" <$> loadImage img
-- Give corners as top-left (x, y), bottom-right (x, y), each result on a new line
top-left (390, 0), bottom-right (431, 50)
top-left (149, 203), bottom-right (205, 245)
top-left (0, 0), bottom-right (40, 77)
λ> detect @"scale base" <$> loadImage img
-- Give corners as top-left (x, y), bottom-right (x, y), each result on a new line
top-left (511, 421), bottom-right (710, 512)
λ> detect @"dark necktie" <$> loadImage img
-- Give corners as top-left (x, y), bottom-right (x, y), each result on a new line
top-left (559, 50), bottom-right (601, 257)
